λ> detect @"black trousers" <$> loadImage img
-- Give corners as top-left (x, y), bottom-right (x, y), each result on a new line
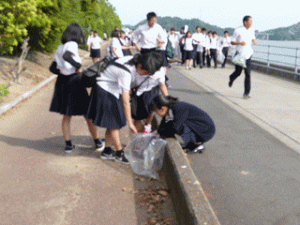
top-left (180, 45), bottom-right (185, 64)
top-left (222, 47), bottom-right (229, 67)
top-left (202, 47), bottom-right (206, 66)
top-left (141, 48), bottom-right (156, 55)
top-left (210, 49), bottom-right (217, 67)
top-left (193, 52), bottom-right (203, 67)
top-left (229, 58), bottom-right (252, 95)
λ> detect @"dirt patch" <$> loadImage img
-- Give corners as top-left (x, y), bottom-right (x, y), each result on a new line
top-left (0, 48), bottom-right (93, 107)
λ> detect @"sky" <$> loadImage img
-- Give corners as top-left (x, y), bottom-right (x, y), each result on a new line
top-left (108, 0), bottom-right (300, 32)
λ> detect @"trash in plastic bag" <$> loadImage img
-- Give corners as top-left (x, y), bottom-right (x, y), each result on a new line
top-left (232, 51), bottom-right (246, 68)
top-left (125, 133), bottom-right (167, 180)
top-left (217, 49), bottom-right (225, 63)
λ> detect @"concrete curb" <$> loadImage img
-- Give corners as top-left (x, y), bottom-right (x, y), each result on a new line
top-left (0, 75), bottom-right (56, 115)
top-left (163, 138), bottom-right (221, 225)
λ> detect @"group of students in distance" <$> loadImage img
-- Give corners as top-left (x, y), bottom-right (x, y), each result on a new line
top-left (49, 12), bottom-right (216, 164)
top-left (175, 27), bottom-right (231, 70)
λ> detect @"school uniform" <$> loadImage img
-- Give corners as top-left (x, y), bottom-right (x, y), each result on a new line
top-left (86, 56), bottom-right (135, 129)
top-left (50, 41), bottom-right (89, 116)
top-left (221, 36), bottom-right (231, 67)
top-left (182, 37), bottom-right (194, 60)
top-left (132, 67), bottom-right (165, 120)
top-left (90, 36), bottom-right (102, 58)
top-left (202, 34), bottom-right (209, 66)
top-left (229, 26), bottom-right (256, 96)
top-left (192, 32), bottom-right (205, 68)
top-left (132, 23), bottom-right (165, 54)
top-left (119, 38), bottom-right (129, 56)
top-left (156, 30), bottom-right (168, 67)
top-left (208, 36), bottom-right (218, 68)
top-left (111, 37), bottom-right (124, 58)
top-left (157, 101), bottom-right (215, 145)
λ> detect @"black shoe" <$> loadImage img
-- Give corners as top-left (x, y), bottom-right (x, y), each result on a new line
top-left (65, 145), bottom-right (75, 153)
top-left (243, 94), bottom-right (251, 99)
top-left (115, 150), bottom-right (129, 164)
top-left (229, 80), bottom-right (233, 87)
top-left (187, 144), bottom-right (205, 154)
top-left (100, 147), bottom-right (115, 160)
top-left (95, 140), bottom-right (105, 151)
top-left (222, 65), bottom-right (225, 68)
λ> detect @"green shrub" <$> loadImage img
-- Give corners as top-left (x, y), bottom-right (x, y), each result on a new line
top-left (0, 84), bottom-right (9, 100)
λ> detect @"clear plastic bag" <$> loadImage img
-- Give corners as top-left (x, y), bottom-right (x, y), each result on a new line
top-left (125, 133), bottom-right (167, 180)
top-left (217, 49), bottom-right (225, 63)
top-left (232, 51), bottom-right (246, 68)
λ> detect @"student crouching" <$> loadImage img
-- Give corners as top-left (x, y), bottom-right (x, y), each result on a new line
top-left (86, 52), bottom-right (164, 163)
top-left (151, 95), bottom-right (215, 154)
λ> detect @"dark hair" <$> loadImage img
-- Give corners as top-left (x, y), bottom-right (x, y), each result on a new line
top-left (212, 31), bottom-right (217, 35)
top-left (147, 12), bottom-right (157, 20)
top-left (170, 27), bottom-right (175, 31)
top-left (208, 31), bottom-right (212, 34)
top-left (196, 26), bottom-right (201, 30)
top-left (201, 28), bottom-right (206, 32)
top-left (185, 31), bottom-right (191, 38)
top-left (243, 16), bottom-right (252, 24)
top-left (224, 30), bottom-right (229, 34)
top-left (61, 23), bottom-right (85, 45)
top-left (120, 30), bottom-right (125, 34)
top-left (151, 95), bottom-right (178, 110)
top-left (127, 52), bottom-right (163, 75)
top-left (94, 30), bottom-right (98, 34)
top-left (111, 30), bottom-right (120, 38)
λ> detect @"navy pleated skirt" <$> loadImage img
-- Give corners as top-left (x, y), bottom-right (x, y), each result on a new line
top-left (86, 84), bottom-right (126, 129)
top-left (49, 74), bottom-right (89, 116)
top-left (132, 85), bottom-right (160, 120)
top-left (90, 49), bottom-right (101, 58)
top-left (184, 50), bottom-right (194, 60)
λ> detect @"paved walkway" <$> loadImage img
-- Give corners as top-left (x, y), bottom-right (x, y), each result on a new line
top-left (0, 50), bottom-right (177, 225)
top-left (167, 62), bottom-right (300, 225)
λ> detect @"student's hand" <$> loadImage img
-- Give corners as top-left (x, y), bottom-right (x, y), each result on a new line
top-left (76, 68), bottom-right (82, 73)
top-left (157, 43), bottom-right (163, 49)
top-left (128, 122), bottom-right (138, 134)
top-left (240, 42), bottom-right (246, 46)
top-left (152, 130), bottom-right (158, 135)
top-left (135, 45), bottom-right (141, 52)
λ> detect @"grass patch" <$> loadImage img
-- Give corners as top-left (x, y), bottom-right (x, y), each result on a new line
top-left (0, 83), bottom-right (9, 100)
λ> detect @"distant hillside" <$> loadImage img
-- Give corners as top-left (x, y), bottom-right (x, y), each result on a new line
top-left (123, 16), bottom-right (235, 35)
top-left (257, 22), bottom-right (300, 41)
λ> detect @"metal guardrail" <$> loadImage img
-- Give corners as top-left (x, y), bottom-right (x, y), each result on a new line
top-left (251, 44), bottom-right (300, 77)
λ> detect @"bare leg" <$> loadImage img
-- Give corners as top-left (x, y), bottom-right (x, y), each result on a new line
top-left (62, 115), bottom-right (71, 141)
top-left (106, 129), bottom-right (122, 151)
top-left (84, 116), bottom-right (99, 139)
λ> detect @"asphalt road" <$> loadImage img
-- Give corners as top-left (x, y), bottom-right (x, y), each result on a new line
top-left (167, 65), bottom-right (300, 225)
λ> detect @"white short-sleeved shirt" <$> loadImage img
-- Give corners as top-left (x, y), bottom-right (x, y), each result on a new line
top-left (132, 23), bottom-right (165, 49)
top-left (96, 56), bottom-right (135, 99)
top-left (156, 29), bottom-right (168, 51)
top-left (132, 67), bottom-right (165, 96)
top-left (208, 37), bottom-right (219, 50)
top-left (221, 37), bottom-right (231, 48)
top-left (90, 36), bottom-right (102, 49)
top-left (54, 41), bottom-right (81, 76)
top-left (182, 37), bottom-right (193, 51)
top-left (168, 34), bottom-right (178, 49)
top-left (232, 26), bottom-right (256, 59)
top-left (111, 37), bottom-right (124, 58)
top-left (87, 35), bottom-right (92, 45)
